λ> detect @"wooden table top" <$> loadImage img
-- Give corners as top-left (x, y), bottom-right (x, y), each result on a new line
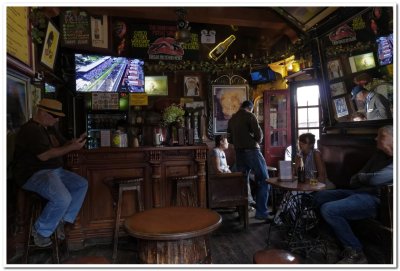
top-left (266, 177), bottom-right (326, 192)
top-left (124, 207), bottom-right (222, 241)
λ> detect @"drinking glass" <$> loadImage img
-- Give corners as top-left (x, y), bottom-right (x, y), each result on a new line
top-left (309, 170), bottom-right (318, 185)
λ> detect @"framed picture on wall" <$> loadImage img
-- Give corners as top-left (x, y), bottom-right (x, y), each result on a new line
top-left (327, 59), bottom-right (344, 80)
top-left (212, 85), bottom-right (248, 134)
top-left (40, 21), bottom-right (60, 70)
top-left (333, 97), bottom-right (349, 118)
top-left (184, 75), bottom-right (201, 97)
top-left (329, 81), bottom-right (347, 97)
top-left (7, 70), bottom-right (30, 131)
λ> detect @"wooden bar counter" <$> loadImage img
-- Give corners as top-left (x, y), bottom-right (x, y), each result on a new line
top-left (65, 145), bottom-right (208, 250)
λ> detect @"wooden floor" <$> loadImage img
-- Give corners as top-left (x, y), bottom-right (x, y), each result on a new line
top-left (7, 207), bottom-right (386, 265)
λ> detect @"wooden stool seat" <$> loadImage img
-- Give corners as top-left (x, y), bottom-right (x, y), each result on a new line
top-left (253, 249), bottom-right (300, 264)
top-left (63, 256), bottom-right (111, 264)
top-left (170, 175), bottom-right (198, 207)
top-left (103, 177), bottom-right (144, 263)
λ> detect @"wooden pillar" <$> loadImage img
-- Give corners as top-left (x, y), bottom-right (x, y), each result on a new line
top-left (195, 148), bottom-right (207, 208)
top-left (149, 150), bottom-right (162, 208)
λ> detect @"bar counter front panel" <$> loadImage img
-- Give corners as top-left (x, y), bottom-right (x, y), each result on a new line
top-left (66, 145), bottom-right (208, 250)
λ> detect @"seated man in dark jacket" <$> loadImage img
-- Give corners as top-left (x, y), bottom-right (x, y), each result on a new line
top-left (314, 125), bottom-right (393, 264)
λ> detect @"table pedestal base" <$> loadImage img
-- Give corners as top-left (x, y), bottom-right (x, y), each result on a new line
top-left (137, 236), bottom-right (211, 264)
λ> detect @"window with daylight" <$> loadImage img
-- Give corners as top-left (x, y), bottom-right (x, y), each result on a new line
top-left (296, 85), bottom-right (321, 142)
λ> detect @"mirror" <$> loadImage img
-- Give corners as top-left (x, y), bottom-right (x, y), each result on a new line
top-left (320, 7), bottom-right (393, 126)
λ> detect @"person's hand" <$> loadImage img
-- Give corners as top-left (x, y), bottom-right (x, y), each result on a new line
top-left (69, 136), bottom-right (87, 150)
top-left (78, 132), bottom-right (87, 142)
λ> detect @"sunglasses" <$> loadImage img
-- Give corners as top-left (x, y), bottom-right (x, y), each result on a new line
top-left (47, 111), bottom-right (60, 119)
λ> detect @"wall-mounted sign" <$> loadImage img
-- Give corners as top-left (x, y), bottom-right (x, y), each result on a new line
top-left (112, 19), bottom-right (200, 61)
top-left (61, 9), bottom-right (91, 47)
top-left (130, 93), bottom-right (148, 106)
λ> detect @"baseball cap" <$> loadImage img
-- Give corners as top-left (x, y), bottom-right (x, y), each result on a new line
top-left (351, 86), bottom-right (367, 100)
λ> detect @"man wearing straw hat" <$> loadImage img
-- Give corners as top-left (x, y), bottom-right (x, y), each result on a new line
top-left (13, 98), bottom-right (88, 247)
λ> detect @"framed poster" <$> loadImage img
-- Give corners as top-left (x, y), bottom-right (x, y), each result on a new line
top-left (327, 59), bottom-right (344, 80)
top-left (329, 81), bottom-right (347, 97)
top-left (6, 7), bottom-right (34, 75)
top-left (145, 76), bottom-right (168, 96)
top-left (90, 15), bottom-right (108, 48)
top-left (7, 70), bottom-right (30, 131)
top-left (40, 21), bottom-right (60, 70)
top-left (212, 85), bottom-right (248, 134)
top-left (184, 76), bottom-right (201, 97)
top-left (333, 97), bottom-right (349, 118)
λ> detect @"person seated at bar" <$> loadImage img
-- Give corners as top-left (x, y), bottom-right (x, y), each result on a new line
top-left (274, 133), bottom-right (333, 225)
top-left (313, 125), bottom-right (393, 264)
top-left (210, 134), bottom-right (231, 174)
top-left (13, 98), bottom-right (88, 247)
top-left (210, 135), bottom-right (257, 210)
top-left (295, 133), bottom-right (335, 189)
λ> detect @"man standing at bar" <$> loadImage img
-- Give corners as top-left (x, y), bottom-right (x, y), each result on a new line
top-left (227, 100), bottom-right (271, 220)
top-left (13, 98), bottom-right (88, 247)
top-left (314, 125), bottom-right (393, 264)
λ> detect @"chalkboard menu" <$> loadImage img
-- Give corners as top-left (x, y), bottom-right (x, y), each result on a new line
top-left (61, 9), bottom-right (91, 47)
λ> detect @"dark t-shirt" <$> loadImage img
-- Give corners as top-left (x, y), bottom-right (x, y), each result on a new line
top-left (13, 119), bottom-right (66, 186)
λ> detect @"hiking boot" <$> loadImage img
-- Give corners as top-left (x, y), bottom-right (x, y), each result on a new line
top-left (56, 220), bottom-right (65, 240)
top-left (337, 247), bottom-right (368, 264)
top-left (32, 227), bottom-right (52, 247)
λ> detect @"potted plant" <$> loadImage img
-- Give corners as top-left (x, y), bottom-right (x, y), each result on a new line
top-left (162, 104), bottom-right (185, 145)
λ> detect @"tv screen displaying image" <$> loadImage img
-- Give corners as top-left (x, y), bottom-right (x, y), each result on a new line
top-left (376, 34), bottom-right (393, 66)
top-left (250, 67), bottom-right (276, 84)
top-left (75, 54), bottom-right (145, 93)
top-left (145, 76), bottom-right (168, 96)
top-left (45, 82), bottom-right (56, 93)
top-left (348, 52), bottom-right (376, 73)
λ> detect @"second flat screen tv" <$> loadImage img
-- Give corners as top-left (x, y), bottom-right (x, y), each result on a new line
top-left (250, 67), bottom-right (276, 84)
top-left (75, 54), bottom-right (145, 93)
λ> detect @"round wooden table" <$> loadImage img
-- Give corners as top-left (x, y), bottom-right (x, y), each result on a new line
top-left (124, 206), bottom-right (222, 264)
top-left (266, 177), bottom-right (327, 258)
top-left (267, 177), bottom-right (326, 192)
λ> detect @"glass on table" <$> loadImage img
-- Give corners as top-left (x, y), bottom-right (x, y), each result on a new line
top-left (309, 170), bottom-right (318, 186)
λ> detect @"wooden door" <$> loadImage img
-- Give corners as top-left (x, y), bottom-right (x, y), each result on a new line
top-left (263, 89), bottom-right (291, 168)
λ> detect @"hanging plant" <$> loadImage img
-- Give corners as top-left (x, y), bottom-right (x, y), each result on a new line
top-left (29, 7), bottom-right (48, 44)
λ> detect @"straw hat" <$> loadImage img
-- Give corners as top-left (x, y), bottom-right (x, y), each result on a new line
top-left (37, 98), bottom-right (65, 117)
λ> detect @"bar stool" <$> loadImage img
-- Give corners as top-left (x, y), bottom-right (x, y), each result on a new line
top-left (253, 248), bottom-right (300, 264)
top-left (170, 175), bottom-right (198, 207)
top-left (103, 177), bottom-right (144, 263)
top-left (23, 192), bottom-right (65, 264)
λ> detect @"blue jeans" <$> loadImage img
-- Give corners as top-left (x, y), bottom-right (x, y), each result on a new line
top-left (22, 167), bottom-right (88, 237)
top-left (314, 189), bottom-right (379, 250)
top-left (235, 149), bottom-right (270, 217)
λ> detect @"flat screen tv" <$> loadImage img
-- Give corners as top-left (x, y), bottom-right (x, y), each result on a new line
top-left (250, 67), bottom-right (276, 84)
top-left (348, 52), bottom-right (376, 73)
top-left (376, 33), bottom-right (393, 66)
top-left (75, 54), bottom-right (145, 93)
top-left (144, 76), bottom-right (168, 96)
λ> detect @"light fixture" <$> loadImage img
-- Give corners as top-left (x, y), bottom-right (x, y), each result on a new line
top-left (174, 8), bottom-right (191, 44)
